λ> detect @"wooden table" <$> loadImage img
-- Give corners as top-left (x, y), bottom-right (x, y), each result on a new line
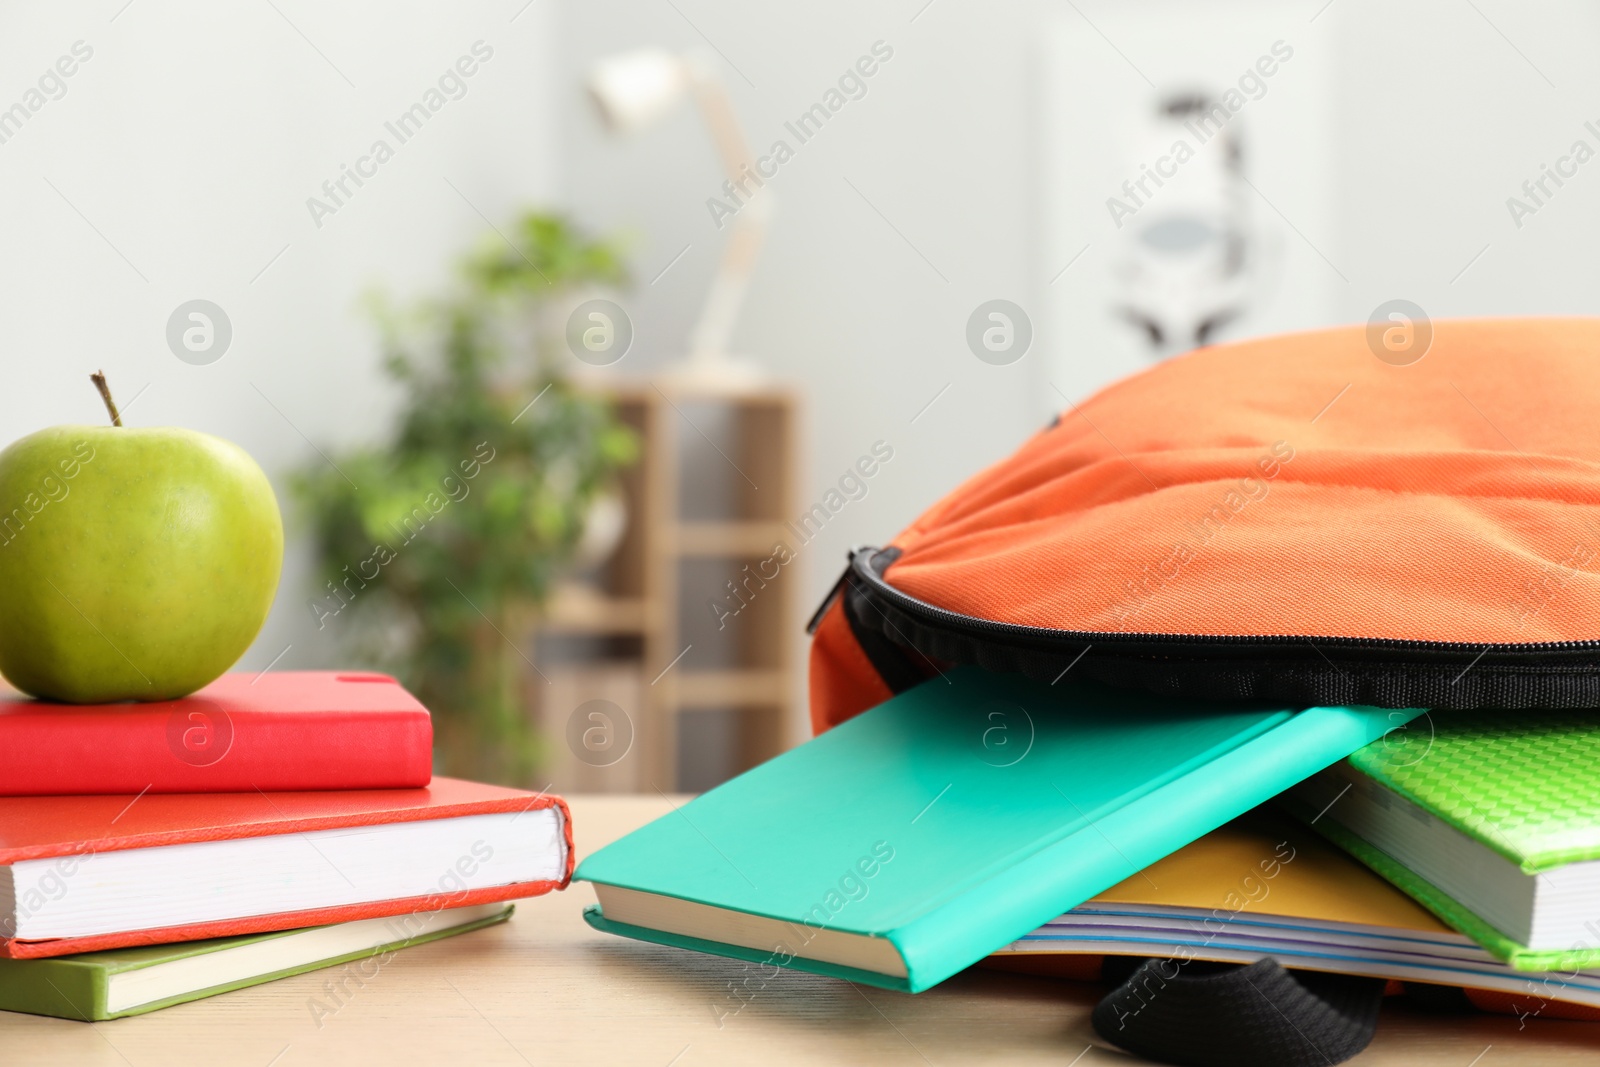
top-left (4, 795), bottom-right (1599, 1065)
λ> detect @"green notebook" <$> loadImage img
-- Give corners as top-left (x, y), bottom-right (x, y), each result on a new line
top-left (1290, 710), bottom-right (1600, 972)
top-left (577, 667), bottom-right (1414, 992)
top-left (0, 903), bottom-right (512, 1020)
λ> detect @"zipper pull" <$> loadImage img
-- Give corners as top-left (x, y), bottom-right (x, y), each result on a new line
top-left (806, 548), bottom-right (865, 635)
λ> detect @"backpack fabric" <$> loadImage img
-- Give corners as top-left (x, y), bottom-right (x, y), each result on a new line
top-left (810, 318), bottom-right (1600, 732)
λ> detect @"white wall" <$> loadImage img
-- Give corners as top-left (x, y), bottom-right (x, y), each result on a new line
top-left (555, 0), bottom-right (1050, 617)
top-left (0, 0), bottom-right (560, 669)
top-left (1040, 2), bottom-right (1340, 405)
top-left (1326, 0), bottom-right (1600, 320)
top-left (1037, 0), bottom-right (1600, 423)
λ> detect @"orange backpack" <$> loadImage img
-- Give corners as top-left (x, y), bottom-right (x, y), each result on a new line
top-left (809, 318), bottom-right (1600, 733)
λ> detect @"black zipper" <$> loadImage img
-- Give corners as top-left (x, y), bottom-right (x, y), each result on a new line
top-left (827, 546), bottom-right (1600, 711)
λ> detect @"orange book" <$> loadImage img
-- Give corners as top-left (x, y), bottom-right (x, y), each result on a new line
top-left (0, 777), bottom-right (570, 959)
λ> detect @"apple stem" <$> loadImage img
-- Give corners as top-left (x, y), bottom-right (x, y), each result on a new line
top-left (90, 371), bottom-right (123, 427)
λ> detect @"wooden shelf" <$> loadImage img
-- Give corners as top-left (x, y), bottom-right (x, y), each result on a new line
top-left (674, 521), bottom-right (791, 557)
top-left (669, 669), bottom-right (789, 707)
top-left (539, 584), bottom-right (650, 635)
top-left (529, 384), bottom-right (801, 792)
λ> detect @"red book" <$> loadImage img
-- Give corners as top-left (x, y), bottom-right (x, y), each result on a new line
top-left (0, 776), bottom-right (572, 958)
top-left (0, 672), bottom-right (432, 795)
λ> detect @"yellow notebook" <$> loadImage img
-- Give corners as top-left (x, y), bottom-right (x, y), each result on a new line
top-left (1092, 807), bottom-right (1444, 928)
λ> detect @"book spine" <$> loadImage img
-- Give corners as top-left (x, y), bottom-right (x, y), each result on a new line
top-left (0, 956), bottom-right (106, 1020)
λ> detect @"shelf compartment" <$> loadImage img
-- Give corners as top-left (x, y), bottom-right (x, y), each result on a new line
top-left (674, 521), bottom-right (793, 557)
top-left (667, 669), bottom-right (788, 707)
top-left (539, 584), bottom-right (651, 635)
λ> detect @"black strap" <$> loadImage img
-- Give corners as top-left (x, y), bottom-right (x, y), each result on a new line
top-left (1092, 957), bottom-right (1386, 1067)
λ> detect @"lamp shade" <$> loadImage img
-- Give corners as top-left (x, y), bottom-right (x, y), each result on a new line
top-left (588, 48), bottom-right (689, 132)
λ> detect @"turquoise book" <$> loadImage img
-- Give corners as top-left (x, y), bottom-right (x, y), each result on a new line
top-left (577, 667), bottom-right (1417, 992)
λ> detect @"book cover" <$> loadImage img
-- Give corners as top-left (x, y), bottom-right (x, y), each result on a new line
top-left (577, 667), bottom-right (1416, 992)
top-left (0, 777), bottom-right (571, 959)
top-left (1038, 806), bottom-right (1447, 930)
top-left (1344, 709), bottom-right (1600, 872)
top-left (0, 903), bottom-right (513, 1020)
top-left (0, 672), bottom-right (432, 795)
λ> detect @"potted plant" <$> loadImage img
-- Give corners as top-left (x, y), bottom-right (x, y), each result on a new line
top-left (295, 212), bottom-right (638, 785)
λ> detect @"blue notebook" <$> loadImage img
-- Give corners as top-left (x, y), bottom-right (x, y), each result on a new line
top-left (578, 667), bottom-right (1418, 992)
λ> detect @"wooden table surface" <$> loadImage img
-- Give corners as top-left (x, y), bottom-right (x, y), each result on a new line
top-left (4, 795), bottom-right (1598, 1066)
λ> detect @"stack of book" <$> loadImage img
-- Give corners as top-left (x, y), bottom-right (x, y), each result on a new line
top-left (987, 708), bottom-right (1600, 1019)
top-left (0, 672), bottom-right (570, 1021)
top-left (576, 667), bottom-right (1600, 1022)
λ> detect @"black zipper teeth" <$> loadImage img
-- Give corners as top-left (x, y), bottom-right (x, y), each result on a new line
top-left (849, 547), bottom-right (1600, 660)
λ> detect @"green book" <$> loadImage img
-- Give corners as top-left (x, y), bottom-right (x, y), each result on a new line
top-left (1289, 710), bottom-right (1600, 972)
top-left (577, 667), bottom-right (1414, 992)
top-left (0, 903), bottom-right (512, 1020)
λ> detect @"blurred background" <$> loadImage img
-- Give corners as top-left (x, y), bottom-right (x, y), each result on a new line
top-left (4, 0), bottom-right (1599, 791)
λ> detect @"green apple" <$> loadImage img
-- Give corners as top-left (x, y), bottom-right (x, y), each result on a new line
top-left (0, 405), bottom-right (282, 702)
